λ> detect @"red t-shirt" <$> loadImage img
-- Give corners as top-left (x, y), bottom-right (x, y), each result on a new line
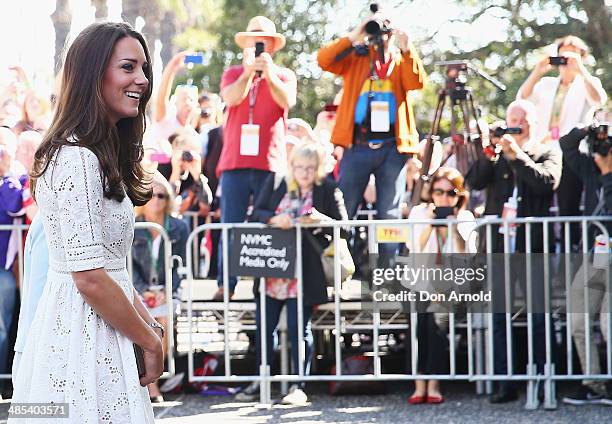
top-left (217, 65), bottom-right (292, 176)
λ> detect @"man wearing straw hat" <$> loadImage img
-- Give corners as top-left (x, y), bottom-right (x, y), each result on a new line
top-left (215, 16), bottom-right (297, 300)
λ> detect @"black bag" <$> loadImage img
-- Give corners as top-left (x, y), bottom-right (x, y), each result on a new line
top-left (328, 355), bottom-right (386, 395)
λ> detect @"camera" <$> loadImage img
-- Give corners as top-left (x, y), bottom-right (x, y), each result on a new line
top-left (365, 4), bottom-right (392, 36)
top-left (181, 150), bottom-right (194, 162)
top-left (587, 123), bottom-right (612, 156)
top-left (549, 56), bottom-right (568, 66)
top-left (492, 125), bottom-right (522, 138)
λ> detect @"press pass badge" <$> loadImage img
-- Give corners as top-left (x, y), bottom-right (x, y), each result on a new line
top-left (370, 101), bottom-right (390, 133)
top-left (240, 124), bottom-right (260, 156)
top-left (593, 234), bottom-right (612, 270)
top-left (499, 196), bottom-right (517, 236)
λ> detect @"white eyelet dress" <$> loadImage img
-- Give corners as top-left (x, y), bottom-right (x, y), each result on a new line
top-left (9, 145), bottom-right (154, 423)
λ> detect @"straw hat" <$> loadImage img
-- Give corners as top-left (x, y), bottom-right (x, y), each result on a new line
top-left (234, 16), bottom-right (286, 52)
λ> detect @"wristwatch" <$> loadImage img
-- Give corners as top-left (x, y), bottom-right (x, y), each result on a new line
top-left (148, 321), bottom-right (165, 339)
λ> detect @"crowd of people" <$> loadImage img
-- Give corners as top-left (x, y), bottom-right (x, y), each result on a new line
top-left (0, 7), bottom-right (610, 421)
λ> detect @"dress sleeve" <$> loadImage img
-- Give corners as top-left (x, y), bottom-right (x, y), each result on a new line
top-left (53, 146), bottom-right (106, 272)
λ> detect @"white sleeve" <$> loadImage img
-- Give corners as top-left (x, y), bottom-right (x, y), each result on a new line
top-left (584, 75), bottom-right (607, 107)
top-left (53, 146), bottom-right (106, 272)
top-left (406, 204), bottom-right (431, 253)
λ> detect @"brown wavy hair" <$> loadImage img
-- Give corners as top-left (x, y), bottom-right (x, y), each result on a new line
top-left (428, 166), bottom-right (468, 209)
top-left (30, 22), bottom-right (153, 205)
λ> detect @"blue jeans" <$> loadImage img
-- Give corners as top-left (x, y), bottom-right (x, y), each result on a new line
top-left (255, 296), bottom-right (314, 388)
top-left (338, 142), bottom-right (407, 257)
top-left (0, 269), bottom-right (17, 375)
top-left (217, 169), bottom-right (271, 292)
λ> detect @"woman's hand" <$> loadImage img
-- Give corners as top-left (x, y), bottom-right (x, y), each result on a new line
top-left (269, 214), bottom-right (293, 229)
top-left (140, 338), bottom-right (164, 386)
top-left (533, 55), bottom-right (553, 77)
top-left (296, 208), bottom-right (329, 225)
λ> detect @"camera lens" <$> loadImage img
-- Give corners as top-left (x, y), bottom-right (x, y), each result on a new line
top-left (365, 19), bottom-right (381, 35)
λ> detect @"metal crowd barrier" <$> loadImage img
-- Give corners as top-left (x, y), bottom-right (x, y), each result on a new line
top-left (0, 221), bottom-right (178, 380)
top-left (184, 216), bottom-right (612, 409)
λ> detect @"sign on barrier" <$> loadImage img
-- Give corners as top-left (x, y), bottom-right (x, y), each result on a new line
top-left (376, 225), bottom-right (409, 243)
top-left (230, 228), bottom-right (296, 278)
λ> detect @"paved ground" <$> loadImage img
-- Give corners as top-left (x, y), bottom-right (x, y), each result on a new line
top-left (2, 382), bottom-right (610, 423)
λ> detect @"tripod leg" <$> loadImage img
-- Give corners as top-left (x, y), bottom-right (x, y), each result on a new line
top-left (412, 91), bottom-right (446, 206)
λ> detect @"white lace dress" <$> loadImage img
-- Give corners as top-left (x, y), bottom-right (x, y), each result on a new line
top-left (10, 145), bottom-right (154, 423)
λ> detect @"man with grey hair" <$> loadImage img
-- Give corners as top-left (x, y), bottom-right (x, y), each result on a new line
top-left (467, 99), bottom-right (562, 404)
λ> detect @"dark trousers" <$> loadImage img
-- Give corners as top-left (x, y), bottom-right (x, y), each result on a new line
top-left (415, 311), bottom-right (448, 375)
top-left (557, 159), bottom-right (583, 251)
top-left (217, 169), bottom-right (271, 291)
top-left (492, 255), bottom-right (549, 391)
top-left (255, 296), bottom-right (314, 388)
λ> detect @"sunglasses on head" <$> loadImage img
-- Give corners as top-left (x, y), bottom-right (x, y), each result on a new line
top-left (432, 188), bottom-right (458, 197)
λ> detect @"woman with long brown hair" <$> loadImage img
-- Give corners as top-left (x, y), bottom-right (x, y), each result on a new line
top-left (10, 22), bottom-right (162, 423)
top-left (406, 166), bottom-right (476, 405)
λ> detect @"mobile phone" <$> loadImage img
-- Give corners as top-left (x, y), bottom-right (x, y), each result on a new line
top-left (184, 53), bottom-right (204, 65)
top-left (549, 56), bottom-right (568, 66)
top-left (434, 206), bottom-right (455, 220)
top-left (255, 42), bottom-right (265, 77)
top-left (255, 42), bottom-right (265, 57)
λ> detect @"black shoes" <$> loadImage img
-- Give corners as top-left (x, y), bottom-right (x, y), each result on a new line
top-left (562, 385), bottom-right (609, 406)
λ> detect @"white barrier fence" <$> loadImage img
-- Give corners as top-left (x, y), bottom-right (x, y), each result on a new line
top-left (2, 216), bottom-right (611, 411)
top-left (184, 215), bottom-right (612, 409)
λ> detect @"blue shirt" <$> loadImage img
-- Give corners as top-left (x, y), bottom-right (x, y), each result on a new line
top-left (14, 214), bottom-right (48, 353)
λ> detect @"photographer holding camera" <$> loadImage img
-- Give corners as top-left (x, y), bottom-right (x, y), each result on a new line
top-left (406, 166), bottom-right (476, 404)
top-left (216, 16), bottom-right (297, 300)
top-left (466, 100), bottom-right (562, 403)
top-left (517, 36), bottom-right (607, 245)
top-left (559, 121), bottom-right (612, 405)
top-left (317, 4), bottom-right (426, 263)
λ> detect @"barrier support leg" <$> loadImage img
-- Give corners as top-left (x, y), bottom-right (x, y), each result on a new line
top-left (524, 363), bottom-right (539, 410)
top-left (258, 364), bottom-right (272, 407)
top-left (543, 363), bottom-right (557, 410)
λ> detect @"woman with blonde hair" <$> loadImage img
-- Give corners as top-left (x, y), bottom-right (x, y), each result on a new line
top-left (235, 142), bottom-right (348, 404)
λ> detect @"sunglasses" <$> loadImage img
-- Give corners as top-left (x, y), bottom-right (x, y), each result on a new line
top-left (152, 193), bottom-right (169, 200)
top-left (432, 188), bottom-right (458, 197)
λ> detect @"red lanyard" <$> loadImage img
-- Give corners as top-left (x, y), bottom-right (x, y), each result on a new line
top-left (374, 60), bottom-right (391, 80)
top-left (248, 77), bottom-right (261, 124)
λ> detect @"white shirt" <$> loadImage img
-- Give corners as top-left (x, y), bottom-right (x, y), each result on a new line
top-left (522, 75), bottom-right (607, 143)
top-left (406, 203), bottom-right (477, 254)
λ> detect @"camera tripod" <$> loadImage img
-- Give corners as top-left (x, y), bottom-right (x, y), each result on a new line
top-left (412, 60), bottom-right (506, 205)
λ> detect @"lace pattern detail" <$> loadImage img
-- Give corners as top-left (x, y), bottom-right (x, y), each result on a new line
top-left (10, 145), bottom-right (153, 423)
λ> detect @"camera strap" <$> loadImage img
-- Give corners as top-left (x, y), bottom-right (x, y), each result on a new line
top-left (248, 78), bottom-right (261, 125)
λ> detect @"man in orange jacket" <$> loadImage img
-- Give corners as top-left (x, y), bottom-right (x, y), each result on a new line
top-left (317, 12), bottom-right (427, 256)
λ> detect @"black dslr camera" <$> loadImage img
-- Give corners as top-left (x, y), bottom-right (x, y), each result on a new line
top-left (491, 125), bottom-right (522, 138)
top-left (587, 123), bottom-right (611, 156)
top-left (365, 3), bottom-right (392, 37)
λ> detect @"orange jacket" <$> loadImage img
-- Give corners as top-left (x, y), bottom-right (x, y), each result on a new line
top-left (317, 37), bottom-right (427, 153)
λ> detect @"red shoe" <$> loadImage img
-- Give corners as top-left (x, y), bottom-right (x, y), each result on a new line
top-left (426, 394), bottom-right (444, 404)
top-left (407, 394), bottom-right (426, 405)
